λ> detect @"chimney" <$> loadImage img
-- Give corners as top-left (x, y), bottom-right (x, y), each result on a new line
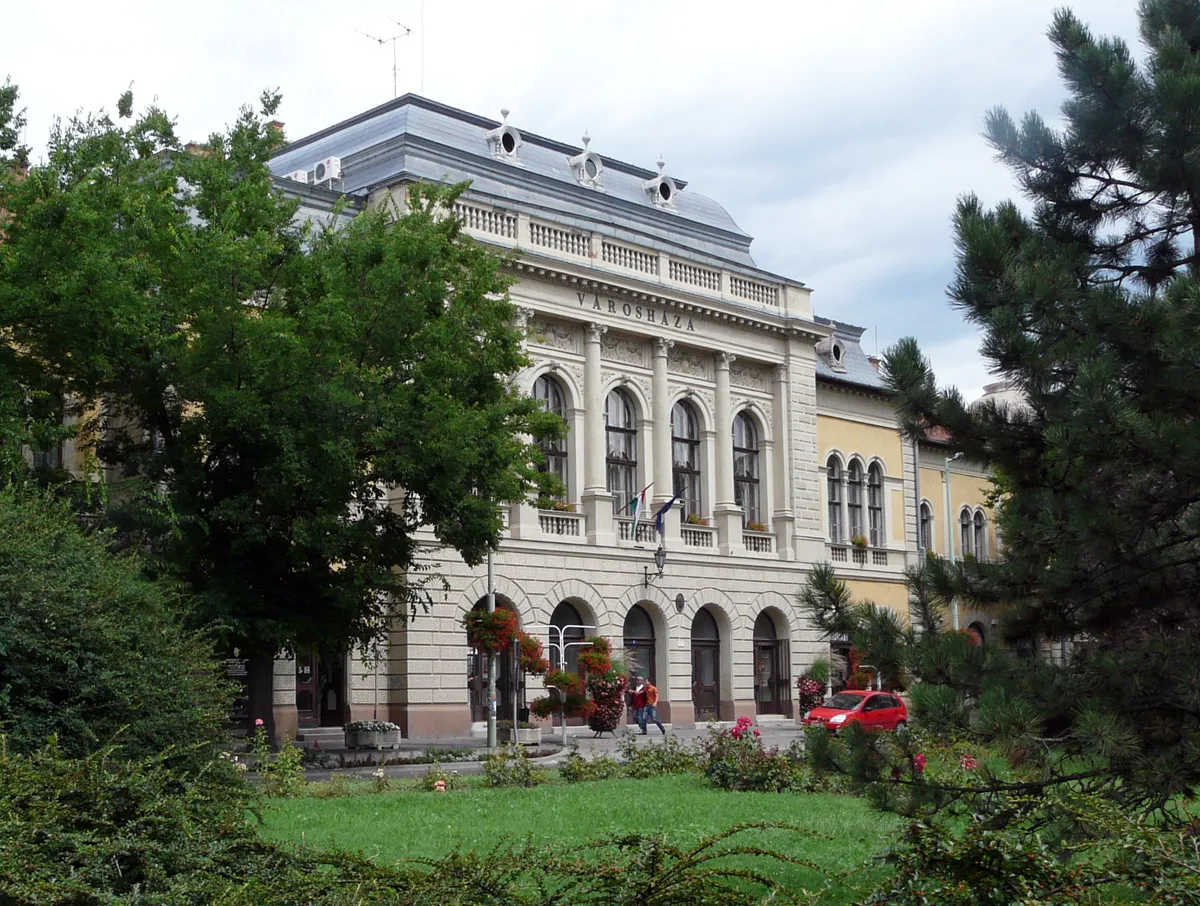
top-left (268, 119), bottom-right (286, 150)
top-left (867, 356), bottom-right (881, 372)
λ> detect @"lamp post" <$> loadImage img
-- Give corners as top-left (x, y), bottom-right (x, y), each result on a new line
top-left (644, 545), bottom-right (666, 588)
top-left (943, 451), bottom-right (964, 631)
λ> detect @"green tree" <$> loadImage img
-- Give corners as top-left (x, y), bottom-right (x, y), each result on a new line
top-left (0, 487), bottom-right (231, 767)
top-left (882, 0), bottom-right (1200, 807)
top-left (0, 92), bottom-right (559, 737)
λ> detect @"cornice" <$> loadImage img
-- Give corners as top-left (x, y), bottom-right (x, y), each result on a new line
top-left (509, 258), bottom-right (828, 343)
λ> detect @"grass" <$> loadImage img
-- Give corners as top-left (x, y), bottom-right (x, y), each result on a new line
top-left (260, 774), bottom-right (901, 903)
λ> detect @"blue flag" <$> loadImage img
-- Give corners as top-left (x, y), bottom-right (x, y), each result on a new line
top-left (653, 492), bottom-right (683, 536)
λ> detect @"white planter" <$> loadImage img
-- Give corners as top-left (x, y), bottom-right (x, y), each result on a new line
top-left (498, 727), bottom-right (542, 745)
top-left (344, 729), bottom-right (401, 749)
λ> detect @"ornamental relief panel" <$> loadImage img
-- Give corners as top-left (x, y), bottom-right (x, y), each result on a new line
top-left (601, 332), bottom-right (647, 368)
top-left (730, 360), bottom-right (770, 393)
top-left (736, 399), bottom-right (774, 432)
top-left (528, 318), bottom-right (580, 354)
top-left (668, 345), bottom-right (713, 380)
top-left (603, 372), bottom-right (652, 407)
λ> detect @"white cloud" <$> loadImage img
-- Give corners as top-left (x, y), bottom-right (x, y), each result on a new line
top-left (2, 0), bottom-right (1143, 385)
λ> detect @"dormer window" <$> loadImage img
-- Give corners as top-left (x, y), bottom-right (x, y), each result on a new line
top-left (485, 108), bottom-right (523, 163)
top-left (816, 337), bottom-right (847, 373)
top-left (569, 133), bottom-right (604, 190)
top-left (643, 158), bottom-right (677, 209)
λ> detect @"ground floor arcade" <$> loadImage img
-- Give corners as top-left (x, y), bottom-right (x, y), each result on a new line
top-left (267, 541), bottom-right (912, 741)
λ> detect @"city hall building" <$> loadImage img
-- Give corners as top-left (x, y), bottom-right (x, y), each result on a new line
top-left (259, 96), bottom-right (997, 741)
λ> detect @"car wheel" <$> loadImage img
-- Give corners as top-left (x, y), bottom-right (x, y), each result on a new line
top-left (895, 721), bottom-right (907, 732)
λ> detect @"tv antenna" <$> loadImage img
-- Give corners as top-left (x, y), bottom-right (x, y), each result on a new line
top-left (356, 17), bottom-right (413, 99)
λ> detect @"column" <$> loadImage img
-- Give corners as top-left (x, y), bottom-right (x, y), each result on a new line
top-left (771, 364), bottom-right (795, 560)
top-left (651, 339), bottom-right (680, 547)
top-left (713, 352), bottom-right (743, 556)
top-left (582, 322), bottom-right (614, 545)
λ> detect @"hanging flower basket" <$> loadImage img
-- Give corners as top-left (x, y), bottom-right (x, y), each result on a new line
top-left (576, 638), bottom-right (612, 678)
top-left (516, 631), bottom-right (550, 677)
top-left (462, 608), bottom-right (519, 655)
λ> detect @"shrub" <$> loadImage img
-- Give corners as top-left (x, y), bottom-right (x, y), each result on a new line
top-left (0, 488), bottom-right (232, 770)
top-left (616, 731), bottom-right (705, 778)
top-left (249, 724), bottom-right (306, 798)
top-left (558, 742), bottom-right (624, 783)
top-left (482, 744), bottom-right (549, 787)
top-left (414, 762), bottom-right (462, 791)
top-left (703, 721), bottom-right (805, 793)
top-left (908, 683), bottom-right (967, 734)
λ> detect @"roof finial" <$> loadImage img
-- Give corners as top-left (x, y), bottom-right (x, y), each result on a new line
top-left (500, 107), bottom-right (510, 124)
top-left (657, 157), bottom-right (666, 175)
top-left (582, 131), bottom-right (590, 149)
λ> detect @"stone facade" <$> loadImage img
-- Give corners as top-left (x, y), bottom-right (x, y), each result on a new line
top-left (264, 96), bottom-right (959, 738)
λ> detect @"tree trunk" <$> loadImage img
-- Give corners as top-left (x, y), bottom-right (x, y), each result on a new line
top-left (246, 645), bottom-right (278, 749)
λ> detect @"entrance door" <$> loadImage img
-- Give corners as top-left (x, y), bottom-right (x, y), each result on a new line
top-left (691, 607), bottom-right (721, 722)
top-left (624, 604), bottom-right (656, 724)
top-left (753, 613), bottom-right (791, 716)
top-left (318, 652), bottom-right (346, 727)
top-left (295, 649), bottom-right (319, 727)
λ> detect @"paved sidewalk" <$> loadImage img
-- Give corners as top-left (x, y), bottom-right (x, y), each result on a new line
top-left (302, 720), bottom-right (805, 782)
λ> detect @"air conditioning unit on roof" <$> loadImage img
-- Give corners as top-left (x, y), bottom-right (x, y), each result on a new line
top-left (286, 170), bottom-right (308, 184)
top-left (312, 156), bottom-right (341, 185)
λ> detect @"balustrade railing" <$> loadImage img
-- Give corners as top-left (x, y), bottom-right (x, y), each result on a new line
top-left (616, 517), bottom-right (657, 544)
top-left (681, 525), bottom-right (716, 548)
top-left (538, 510), bottom-right (583, 537)
top-left (743, 531), bottom-right (774, 554)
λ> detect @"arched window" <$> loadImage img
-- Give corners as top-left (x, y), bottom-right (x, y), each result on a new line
top-left (733, 412), bottom-right (761, 527)
top-left (605, 388), bottom-right (637, 502)
top-left (847, 460), bottom-right (864, 540)
top-left (533, 374), bottom-right (568, 493)
top-left (960, 508), bottom-right (973, 558)
top-left (867, 463), bottom-right (884, 547)
top-left (827, 456), bottom-right (843, 542)
top-left (671, 401), bottom-right (701, 519)
top-left (973, 510), bottom-right (986, 562)
top-left (919, 501), bottom-right (933, 551)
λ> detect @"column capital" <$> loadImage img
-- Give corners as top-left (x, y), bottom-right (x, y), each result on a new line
top-left (653, 337), bottom-right (675, 357)
top-left (585, 322), bottom-right (609, 344)
top-left (716, 351), bottom-right (737, 370)
top-left (513, 306), bottom-right (535, 328)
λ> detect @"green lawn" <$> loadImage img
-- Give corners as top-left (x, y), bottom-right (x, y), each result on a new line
top-left (260, 774), bottom-right (901, 902)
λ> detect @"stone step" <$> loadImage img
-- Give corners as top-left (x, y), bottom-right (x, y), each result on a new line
top-left (294, 727), bottom-right (346, 744)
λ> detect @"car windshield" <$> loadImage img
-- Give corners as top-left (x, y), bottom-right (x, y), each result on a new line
top-left (822, 693), bottom-right (865, 711)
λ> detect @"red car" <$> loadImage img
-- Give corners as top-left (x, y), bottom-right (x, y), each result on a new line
top-left (802, 690), bottom-right (907, 733)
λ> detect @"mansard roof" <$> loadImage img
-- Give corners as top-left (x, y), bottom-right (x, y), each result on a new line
top-left (269, 95), bottom-right (759, 269)
top-left (813, 317), bottom-right (888, 393)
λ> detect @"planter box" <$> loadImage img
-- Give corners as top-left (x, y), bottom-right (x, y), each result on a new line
top-left (498, 727), bottom-right (542, 746)
top-left (344, 729), bottom-right (401, 750)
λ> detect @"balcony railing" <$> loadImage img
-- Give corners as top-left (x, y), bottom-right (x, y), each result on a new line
top-left (451, 203), bottom-right (790, 314)
top-left (538, 510), bottom-right (583, 537)
top-left (681, 525), bottom-right (716, 548)
top-left (830, 545), bottom-right (848, 562)
top-left (743, 531), bottom-right (774, 554)
top-left (616, 517), bottom-right (657, 544)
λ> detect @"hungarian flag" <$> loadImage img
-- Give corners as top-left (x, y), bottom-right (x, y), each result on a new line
top-left (629, 483), bottom-right (653, 537)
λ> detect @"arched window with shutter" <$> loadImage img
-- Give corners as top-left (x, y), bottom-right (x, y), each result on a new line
top-left (733, 411), bottom-right (762, 527)
top-left (847, 460), bottom-right (864, 541)
top-left (533, 374), bottom-right (568, 496)
top-left (827, 456), bottom-right (843, 542)
top-left (919, 501), bottom-right (933, 551)
top-left (671, 400), bottom-right (702, 519)
top-left (605, 388), bottom-right (637, 502)
top-left (867, 463), bottom-right (884, 547)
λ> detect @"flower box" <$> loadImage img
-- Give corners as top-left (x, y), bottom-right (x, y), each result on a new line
top-left (498, 727), bottom-right (542, 745)
top-left (343, 719), bottom-right (402, 749)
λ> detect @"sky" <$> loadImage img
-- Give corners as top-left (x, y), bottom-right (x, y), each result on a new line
top-left (2, 0), bottom-right (1142, 399)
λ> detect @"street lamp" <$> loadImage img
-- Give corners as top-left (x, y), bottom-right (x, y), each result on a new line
top-left (644, 545), bottom-right (666, 588)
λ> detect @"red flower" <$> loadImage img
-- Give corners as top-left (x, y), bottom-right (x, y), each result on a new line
top-left (959, 753), bottom-right (980, 771)
top-left (255, 718), bottom-right (264, 727)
